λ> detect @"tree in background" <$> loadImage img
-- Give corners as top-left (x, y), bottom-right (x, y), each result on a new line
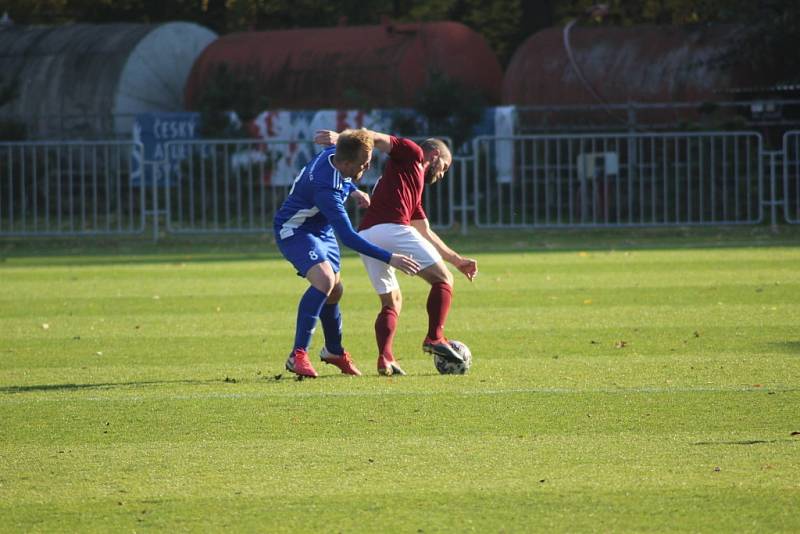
top-left (414, 71), bottom-right (485, 148)
top-left (192, 63), bottom-right (269, 137)
top-left (2, 0), bottom-right (545, 67)
top-left (556, 0), bottom-right (800, 84)
top-left (0, 76), bottom-right (26, 140)
top-left (5, 0), bottom-right (797, 90)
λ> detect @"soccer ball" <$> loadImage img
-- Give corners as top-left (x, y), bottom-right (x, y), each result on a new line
top-left (434, 340), bottom-right (472, 375)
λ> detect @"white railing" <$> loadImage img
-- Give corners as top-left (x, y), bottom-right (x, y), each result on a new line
top-left (471, 132), bottom-right (764, 228)
top-left (3, 130), bottom-right (799, 239)
top-left (0, 140), bottom-right (145, 236)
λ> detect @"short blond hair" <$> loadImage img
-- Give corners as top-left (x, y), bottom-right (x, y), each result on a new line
top-left (335, 128), bottom-right (374, 163)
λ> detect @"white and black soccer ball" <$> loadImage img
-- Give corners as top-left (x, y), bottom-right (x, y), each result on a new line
top-left (434, 340), bottom-right (472, 375)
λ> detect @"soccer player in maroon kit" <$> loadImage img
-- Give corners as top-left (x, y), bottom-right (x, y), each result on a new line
top-left (315, 129), bottom-right (478, 375)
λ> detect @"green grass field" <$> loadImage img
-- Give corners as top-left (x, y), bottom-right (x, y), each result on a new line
top-left (1, 228), bottom-right (799, 532)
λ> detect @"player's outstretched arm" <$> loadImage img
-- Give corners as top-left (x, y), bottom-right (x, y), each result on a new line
top-left (361, 129), bottom-right (392, 153)
top-left (410, 218), bottom-right (478, 281)
top-left (314, 129), bottom-right (393, 154)
top-left (314, 130), bottom-right (338, 146)
top-left (314, 189), bottom-right (420, 274)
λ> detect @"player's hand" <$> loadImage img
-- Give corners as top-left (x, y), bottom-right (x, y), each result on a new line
top-left (455, 258), bottom-right (478, 281)
top-left (389, 253), bottom-right (421, 276)
top-left (314, 130), bottom-right (338, 146)
top-left (350, 189), bottom-right (370, 209)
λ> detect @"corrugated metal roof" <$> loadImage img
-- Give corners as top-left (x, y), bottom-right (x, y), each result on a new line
top-left (0, 22), bottom-right (216, 138)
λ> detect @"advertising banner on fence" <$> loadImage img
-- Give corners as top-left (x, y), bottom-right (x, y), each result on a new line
top-left (131, 112), bottom-right (200, 187)
top-left (241, 107), bottom-right (514, 187)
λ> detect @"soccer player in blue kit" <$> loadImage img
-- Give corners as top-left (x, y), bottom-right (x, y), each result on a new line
top-left (273, 129), bottom-right (420, 378)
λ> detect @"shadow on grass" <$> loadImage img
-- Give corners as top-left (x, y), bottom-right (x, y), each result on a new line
top-left (692, 439), bottom-right (798, 446)
top-left (0, 379), bottom-right (227, 394)
top-left (1, 372), bottom-right (366, 393)
top-left (2, 225), bottom-right (800, 266)
top-left (769, 341), bottom-right (800, 354)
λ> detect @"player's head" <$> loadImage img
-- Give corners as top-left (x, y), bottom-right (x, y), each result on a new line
top-left (421, 138), bottom-right (452, 184)
top-left (334, 128), bottom-right (374, 182)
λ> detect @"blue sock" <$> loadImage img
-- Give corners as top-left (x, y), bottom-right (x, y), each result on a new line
top-left (319, 302), bottom-right (344, 355)
top-left (293, 286), bottom-right (328, 351)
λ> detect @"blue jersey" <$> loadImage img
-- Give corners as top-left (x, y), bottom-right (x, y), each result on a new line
top-left (273, 146), bottom-right (392, 264)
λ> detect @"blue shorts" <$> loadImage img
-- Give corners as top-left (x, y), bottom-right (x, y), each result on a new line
top-left (275, 228), bottom-right (341, 277)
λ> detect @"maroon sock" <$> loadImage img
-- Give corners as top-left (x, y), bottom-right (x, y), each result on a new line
top-left (375, 306), bottom-right (398, 359)
top-left (427, 282), bottom-right (453, 340)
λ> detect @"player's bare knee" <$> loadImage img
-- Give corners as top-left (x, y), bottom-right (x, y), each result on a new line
top-left (327, 281), bottom-right (344, 303)
top-left (379, 291), bottom-right (402, 314)
top-left (309, 273), bottom-right (336, 296)
top-left (442, 269), bottom-right (454, 287)
top-left (420, 262), bottom-right (452, 287)
top-left (392, 292), bottom-right (403, 314)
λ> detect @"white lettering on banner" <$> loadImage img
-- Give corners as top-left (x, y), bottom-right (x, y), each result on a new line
top-left (153, 119), bottom-right (197, 140)
top-left (132, 112), bottom-right (200, 186)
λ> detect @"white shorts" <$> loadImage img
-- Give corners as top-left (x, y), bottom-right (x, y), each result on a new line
top-left (358, 223), bottom-right (442, 294)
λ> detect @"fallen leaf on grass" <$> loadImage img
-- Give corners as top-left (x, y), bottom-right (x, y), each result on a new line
top-left (614, 341), bottom-right (628, 349)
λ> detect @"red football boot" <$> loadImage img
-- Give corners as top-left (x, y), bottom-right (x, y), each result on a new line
top-left (377, 355), bottom-right (406, 376)
top-left (285, 348), bottom-right (318, 378)
top-left (320, 347), bottom-right (362, 376)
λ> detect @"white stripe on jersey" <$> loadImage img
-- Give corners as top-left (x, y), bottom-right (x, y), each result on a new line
top-left (279, 207), bottom-right (320, 239)
top-left (314, 153), bottom-right (343, 190)
top-left (309, 153), bottom-right (336, 180)
top-left (279, 149), bottom-right (340, 239)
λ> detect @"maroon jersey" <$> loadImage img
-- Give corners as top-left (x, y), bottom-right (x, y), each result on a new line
top-left (359, 136), bottom-right (427, 231)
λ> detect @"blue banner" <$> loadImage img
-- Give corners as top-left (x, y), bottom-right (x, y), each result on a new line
top-left (131, 112), bottom-right (200, 187)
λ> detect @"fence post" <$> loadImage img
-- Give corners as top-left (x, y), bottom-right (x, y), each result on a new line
top-left (151, 165), bottom-right (159, 242)
top-left (460, 156), bottom-right (468, 235)
top-left (763, 150), bottom-right (782, 228)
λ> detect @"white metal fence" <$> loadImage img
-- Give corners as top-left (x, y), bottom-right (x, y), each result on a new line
top-left (0, 141), bottom-right (145, 236)
top-left (162, 137), bottom-right (455, 235)
top-left (2, 131), bottom-right (799, 239)
top-left (471, 132), bottom-right (763, 228)
top-left (783, 131), bottom-right (800, 224)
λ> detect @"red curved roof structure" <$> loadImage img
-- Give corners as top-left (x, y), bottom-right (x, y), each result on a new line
top-left (185, 21), bottom-right (503, 110)
top-left (503, 25), bottom-right (745, 106)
